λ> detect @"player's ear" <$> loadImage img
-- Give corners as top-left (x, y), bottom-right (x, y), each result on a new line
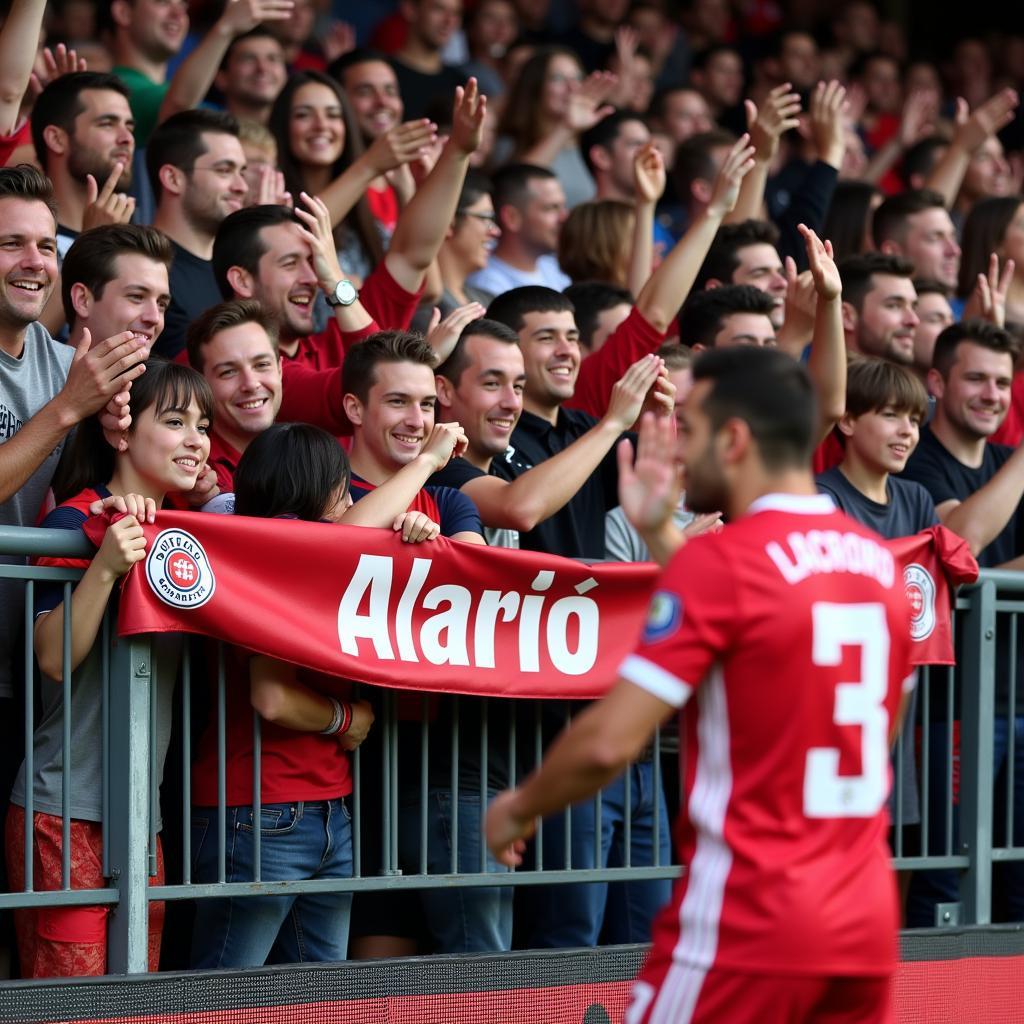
top-left (926, 367), bottom-right (944, 400)
top-left (342, 392), bottom-right (364, 426)
top-left (837, 411), bottom-right (857, 438)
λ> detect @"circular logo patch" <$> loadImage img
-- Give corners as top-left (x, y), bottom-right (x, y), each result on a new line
top-left (146, 529), bottom-right (216, 609)
top-left (903, 562), bottom-right (936, 641)
top-left (642, 591), bottom-right (682, 645)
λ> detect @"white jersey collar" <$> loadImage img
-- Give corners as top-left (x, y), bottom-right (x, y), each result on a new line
top-left (747, 492), bottom-right (836, 516)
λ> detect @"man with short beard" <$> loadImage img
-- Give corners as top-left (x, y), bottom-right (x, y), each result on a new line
top-left (31, 73), bottom-right (136, 259)
top-left (838, 252), bottom-right (920, 365)
top-left (149, 110), bottom-right (248, 358)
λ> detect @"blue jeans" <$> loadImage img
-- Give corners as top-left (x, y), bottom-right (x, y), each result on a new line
top-left (398, 788), bottom-right (512, 953)
top-left (190, 799), bottom-right (354, 968)
top-left (907, 716), bottom-right (1024, 926)
top-left (526, 761), bottom-right (672, 948)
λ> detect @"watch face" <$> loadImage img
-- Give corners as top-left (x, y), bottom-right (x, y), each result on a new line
top-left (336, 280), bottom-right (357, 305)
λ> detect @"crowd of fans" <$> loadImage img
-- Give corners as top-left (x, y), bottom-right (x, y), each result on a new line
top-left (1, 0), bottom-right (1024, 983)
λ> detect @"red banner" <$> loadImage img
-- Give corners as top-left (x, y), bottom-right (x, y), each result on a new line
top-left (114, 512), bottom-right (659, 700)
top-left (111, 516), bottom-right (977, 697)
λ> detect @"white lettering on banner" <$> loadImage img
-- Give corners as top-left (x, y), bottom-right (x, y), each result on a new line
top-left (336, 554), bottom-right (601, 674)
top-left (765, 530), bottom-right (895, 588)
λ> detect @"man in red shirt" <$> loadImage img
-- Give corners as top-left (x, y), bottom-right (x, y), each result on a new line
top-left (487, 346), bottom-right (914, 1023)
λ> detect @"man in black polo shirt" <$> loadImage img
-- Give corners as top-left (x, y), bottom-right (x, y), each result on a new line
top-left (899, 319), bottom-right (1024, 926)
top-left (485, 284), bottom-right (676, 949)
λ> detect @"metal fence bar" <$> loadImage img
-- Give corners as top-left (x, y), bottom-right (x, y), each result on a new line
top-left (106, 635), bottom-right (153, 973)
top-left (216, 644), bottom-right (226, 884)
top-left (23, 579), bottom-right (34, 893)
top-left (61, 581), bottom-right (72, 891)
top-left (181, 646), bottom-right (192, 886)
top-left (252, 711), bottom-right (261, 882)
top-left (961, 579), bottom-right (997, 925)
top-left (102, 612), bottom-right (111, 878)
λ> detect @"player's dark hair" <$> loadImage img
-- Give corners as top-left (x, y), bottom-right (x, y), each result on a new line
top-left (146, 108), bottom-right (240, 198)
top-left (0, 164), bottom-right (58, 222)
top-left (53, 359), bottom-right (214, 503)
top-left (234, 422), bottom-right (350, 522)
top-left (487, 285), bottom-right (575, 334)
top-left (837, 251), bottom-right (915, 311)
top-left (845, 355), bottom-right (928, 421)
top-left (678, 285), bottom-right (776, 348)
top-left (62, 224), bottom-right (174, 326)
top-left (693, 346), bottom-right (817, 470)
top-left (327, 47), bottom-right (392, 82)
top-left (696, 220), bottom-right (780, 290)
top-left (436, 317), bottom-right (518, 386)
top-left (453, 169), bottom-right (493, 223)
top-left (871, 188), bottom-right (947, 248)
top-left (902, 136), bottom-right (947, 188)
top-left (932, 319), bottom-right (1019, 380)
top-left (31, 72), bottom-right (131, 171)
top-left (343, 329), bottom-right (437, 404)
top-left (912, 276), bottom-right (951, 299)
top-left (563, 281), bottom-right (634, 349)
top-left (186, 299), bottom-right (280, 372)
top-left (658, 341), bottom-right (694, 372)
top-left (213, 204), bottom-right (297, 298)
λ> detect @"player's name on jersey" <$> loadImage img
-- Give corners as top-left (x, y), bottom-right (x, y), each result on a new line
top-left (765, 530), bottom-right (896, 588)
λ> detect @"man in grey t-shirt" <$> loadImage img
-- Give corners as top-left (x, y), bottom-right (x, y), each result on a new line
top-left (0, 168), bottom-right (149, 703)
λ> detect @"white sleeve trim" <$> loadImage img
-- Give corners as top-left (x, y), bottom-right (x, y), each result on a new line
top-left (902, 670), bottom-right (918, 694)
top-left (620, 654), bottom-right (693, 708)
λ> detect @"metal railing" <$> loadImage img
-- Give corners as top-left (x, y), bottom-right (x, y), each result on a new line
top-left (0, 524), bottom-right (1020, 973)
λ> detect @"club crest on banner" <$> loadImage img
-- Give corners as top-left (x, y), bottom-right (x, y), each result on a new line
top-left (145, 529), bottom-right (216, 609)
top-left (903, 562), bottom-right (936, 641)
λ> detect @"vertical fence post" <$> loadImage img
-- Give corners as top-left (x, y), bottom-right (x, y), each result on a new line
top-left (960, 580), bottom-right (996, 926)
top-left (106, 634), bottom-right (154, 974)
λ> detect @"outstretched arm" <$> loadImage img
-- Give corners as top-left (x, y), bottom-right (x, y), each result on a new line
top-left (0, 0), bottom-right (46, 135)
top-left (800, 224), bottom-right (846, 442)
top-left (925, 89), bottom-right (1019, 209)
top-left (724, 84), bottom-right (801, 225)
top-left (158, 0), bottom-right (293, 123)
top-left (385, 79), bottom-right (486, 294)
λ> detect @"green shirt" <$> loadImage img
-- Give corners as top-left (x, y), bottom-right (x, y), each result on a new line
top-left (112, 65), bottom-right (168, 146)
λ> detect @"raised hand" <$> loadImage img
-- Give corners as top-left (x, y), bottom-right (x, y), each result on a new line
top-left (616, 413), bottom-right (682, 535)
top-left (964, 252), bottom-right (1015, 327)
top-left (421, 421), bottom-right (469, 469)
top-left (253, 163), bottom-right (291, 207)
top-left (809, 79), bottom-right (848, 169)
top-left (706, 134), bottom-right (756, 218)
top-left (82, 163), bottom-right (135, 231)
top-left (365, 119), bottom-right (438, 174)
top-left (293, 192), bottom-right (344, 291)
top-left (682, 511), bottom-right (723, 539)
top-left (633, 142), bottom-right (667, 205)
top-left (450, 78), bottom-right (487, 155)
top-left (898, 89), bottom-right (938, 149)
top-left (799, 224), bottom-right (841, 301)
top-left (425, 302), bottom-right (486, 363)
top-left (605, 355), bottom-right (664, 432)
top-left (745, 83), bottom-right (801, 163)
top-left (564, 70), bottom-right (618, 133)
top-left (781, 254), bottom-right (818, 338)
top-left (952, 89), bottom-right (1019, 154)
top-left (217, 0), bottom-right (294, 36)
top-left (29, 44), bottom-right (87, 99)
top-left (322, 20), bottom-right (356, 63)
top-left (61, 329), bottom-right (149, 424)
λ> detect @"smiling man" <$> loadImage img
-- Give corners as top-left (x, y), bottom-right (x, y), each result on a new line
top-left (149, 109), bottom-right (248, 358)
top-left (872, 190), bottom-right (961, 293)
top-left (839, 252), bottom-right (920, 365)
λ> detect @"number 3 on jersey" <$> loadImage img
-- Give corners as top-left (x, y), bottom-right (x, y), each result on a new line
top-left (804, 602), bottom-right (890, 818)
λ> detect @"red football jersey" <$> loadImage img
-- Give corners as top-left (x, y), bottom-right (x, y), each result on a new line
top-left (619, 493), bottom-right (914, 1013)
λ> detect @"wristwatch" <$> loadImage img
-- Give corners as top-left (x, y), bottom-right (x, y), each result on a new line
top-left (325, 279), bottom-right (358, 307)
